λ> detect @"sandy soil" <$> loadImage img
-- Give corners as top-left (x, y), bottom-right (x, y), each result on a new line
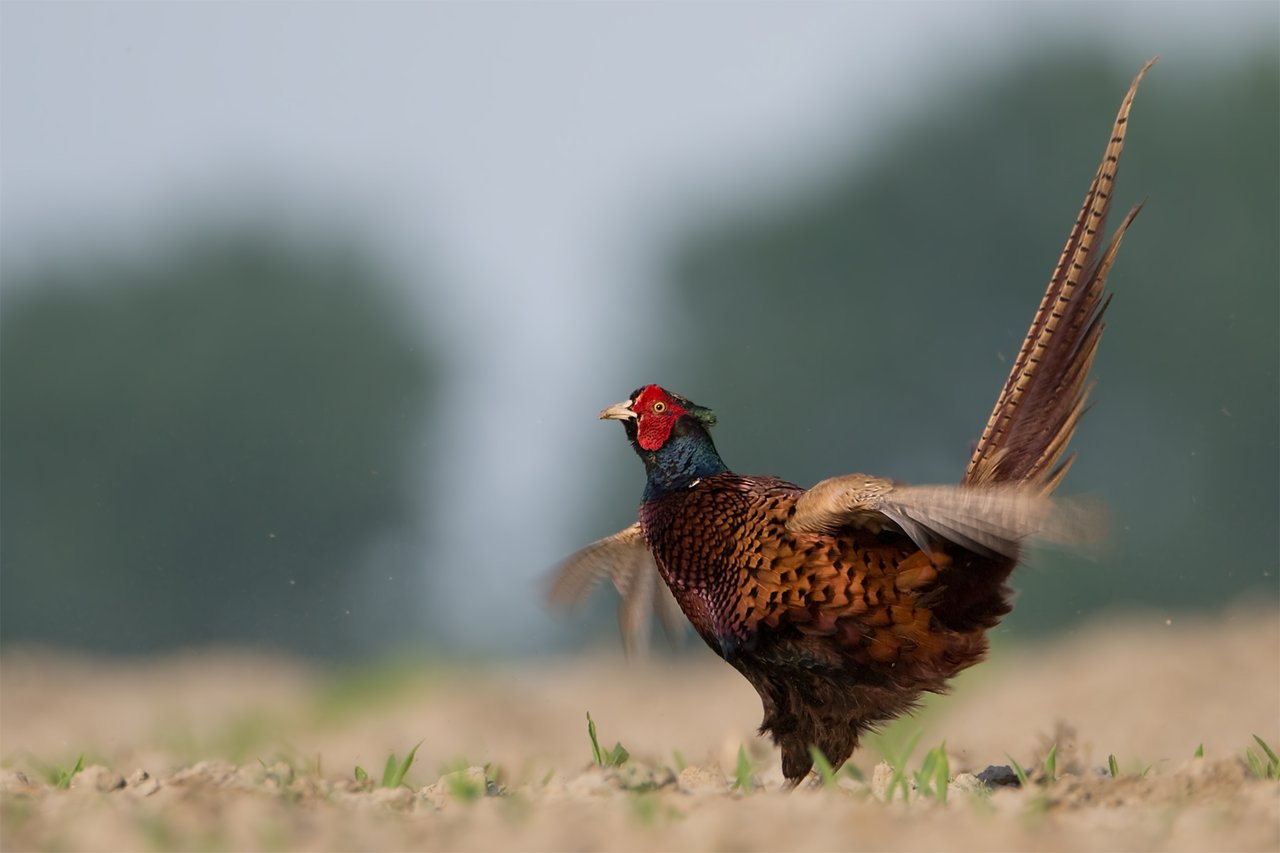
top-left (2, 606), bottom-right (1277, 852)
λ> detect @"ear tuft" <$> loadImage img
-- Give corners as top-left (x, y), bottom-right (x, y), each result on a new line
top-left (668, 391), bottom-right (716, 427)
top-left (689, 405), bottom-right (717, 427)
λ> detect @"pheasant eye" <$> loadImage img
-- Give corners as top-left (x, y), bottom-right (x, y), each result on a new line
top-left (652, 401), bottom-right (667, 414)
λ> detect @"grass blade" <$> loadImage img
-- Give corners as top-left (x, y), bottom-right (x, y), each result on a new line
top-left (732, 745), bottom-right (755, 792)
top-left (605, 742), bottom-right (630, 768)
top-left (1246, 749), bottom-right (1265, 779)
top-left (1043, 743), bottom-right (1058, 784)
top-left (53, 755), bottom-right (84, 790)
top-left (1108, 754), bottom-right (1120, 778)
top-left (585, 712), bottom-right (628, 767)
top-left (1006, 755), bottom-right (1031, 788)
top-left (390, 742), bottom-right (421, 788)
top-left (808, 745), bottom-right (838, 789)
top-left (1193, 743), bottom-right (1203, 759)
top-left (884, 731), bottom-right (922, 802)
top-left (587, 712), bottom-right (603, 767)
top-left (376, 741), bottom-right (421, 788)
top-left (910, 743), bottom-right (950, 802)
top-left (1252, 735), bottom-right (1279, 768)
top-left (933, 744), bottom-right (950, 804)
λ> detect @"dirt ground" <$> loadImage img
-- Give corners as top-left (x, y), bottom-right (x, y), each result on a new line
top-left (2, 605), bottom-right (1277, 852)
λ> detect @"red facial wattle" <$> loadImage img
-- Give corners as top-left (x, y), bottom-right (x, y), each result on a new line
top-left (632, 385), bottom-right (688, 451)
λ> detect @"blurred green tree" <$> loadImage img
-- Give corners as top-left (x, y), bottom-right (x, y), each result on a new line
top-left (661, 50), bottom-right (1278, 632)
top-left (1, 229), bottom-right (435, 656)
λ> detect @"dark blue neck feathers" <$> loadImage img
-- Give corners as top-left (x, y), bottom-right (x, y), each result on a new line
top-left (637, 419), bottom-right (729, 503)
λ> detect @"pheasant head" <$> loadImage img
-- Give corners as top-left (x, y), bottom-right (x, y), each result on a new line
top-left (599, 384), bottom-right (727, 500)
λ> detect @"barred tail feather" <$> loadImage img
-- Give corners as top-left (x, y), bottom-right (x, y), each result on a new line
top-left (965, 58), bottom-right (1155, 491)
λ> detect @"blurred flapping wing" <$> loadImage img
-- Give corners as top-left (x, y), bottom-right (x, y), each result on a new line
top-left (549, 522), bottom-right (685, 655)
top-left (789, 474), bottom-right (1105, 559)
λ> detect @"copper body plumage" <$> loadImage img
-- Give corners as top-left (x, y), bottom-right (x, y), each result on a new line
top-left (553, 61), bottom-right (1154, 786)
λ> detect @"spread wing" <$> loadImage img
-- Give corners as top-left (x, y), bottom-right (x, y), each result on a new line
top-left (548, 522), bottom-right (685, 655)
top-left (788, 474), bottom-right (1105, 559)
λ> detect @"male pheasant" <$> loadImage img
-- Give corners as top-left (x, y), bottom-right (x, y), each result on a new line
top-left (553, 60), bottom-right (1153, 786)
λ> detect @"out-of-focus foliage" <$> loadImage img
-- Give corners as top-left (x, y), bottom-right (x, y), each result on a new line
top-left (661, 50), bottom-right (1279, 632)
top-left (1, 231), bottom-right (435, 656)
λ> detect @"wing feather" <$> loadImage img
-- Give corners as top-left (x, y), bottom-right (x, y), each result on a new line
top-left (548, 522), bottom-right (685, 655)
top-left (789, 474), bottom-right (1105, 558)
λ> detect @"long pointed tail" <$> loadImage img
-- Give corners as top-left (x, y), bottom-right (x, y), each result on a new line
top-left (964, 58), bottom-right (1156, 491)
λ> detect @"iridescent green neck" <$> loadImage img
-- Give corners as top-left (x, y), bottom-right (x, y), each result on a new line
top-left (638, 419), bottom-right (729, 503)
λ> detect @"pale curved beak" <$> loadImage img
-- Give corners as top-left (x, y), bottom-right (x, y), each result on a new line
top-left (598, 400), bottom-right (636, 421)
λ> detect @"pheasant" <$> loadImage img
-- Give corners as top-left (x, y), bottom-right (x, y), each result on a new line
top-left (553, 60), bottom-right (1154, 786)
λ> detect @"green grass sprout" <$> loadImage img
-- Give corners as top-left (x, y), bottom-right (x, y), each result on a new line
top-left (1246, 735), bottom-right (1279, 780)
top-left (1194, 743), bottom-right (1204, 759)
top-left (377, 741), bottom-right (421, 789)
top-left (1006, 755), bottom-right (1031, 788)
top-left (1108, 754), bottom-right (1120, 778)
top-left (436, 760), bottom-right (501, 800)
top-left (445, 769), bottom-right (484, 801)
top-left (586, 712), bottom-right (629, 768)
top-left (882, 730), bottom-right (922, 802)
top-left (1043, 743), bottom-right (1058, 784)
top-left (587, 712), bottom-right (603, 765)
top-left (912, 742), bottom-right (950, 802)
top-left (1005, 753), bottom-right (1051, 816)
top-left (808, 745), bottom-right (839, 790)
top-left (732, 745), bottom-right (756, 792)
top-left (51, 755), bottom-right (84, 790)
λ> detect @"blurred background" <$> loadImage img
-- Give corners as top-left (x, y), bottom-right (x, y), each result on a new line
top-left (2, 2), bottom-right (1276, 661)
